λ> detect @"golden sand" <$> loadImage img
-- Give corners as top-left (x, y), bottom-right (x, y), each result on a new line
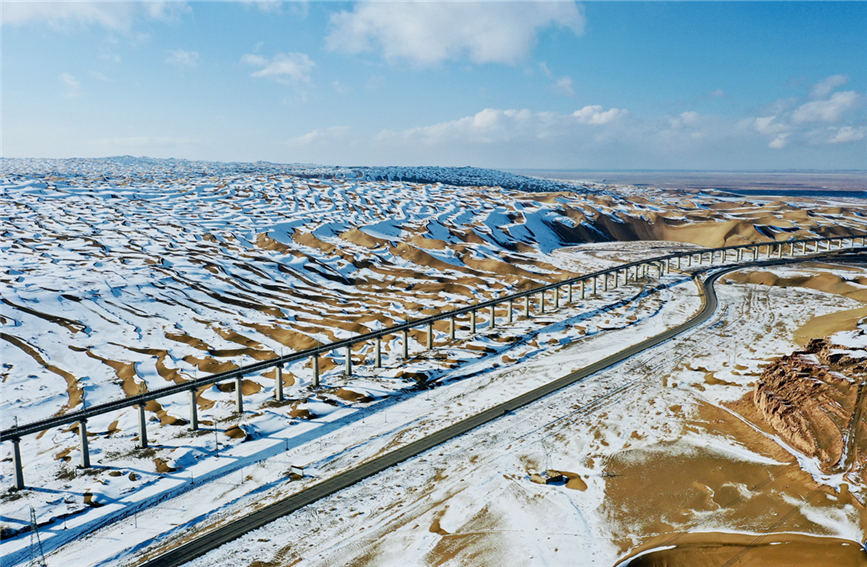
top-left (619, 532), bottom-right (866, 566)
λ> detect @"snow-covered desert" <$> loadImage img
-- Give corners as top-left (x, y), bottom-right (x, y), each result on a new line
top-left (1, 158), bottom-right (866, 566)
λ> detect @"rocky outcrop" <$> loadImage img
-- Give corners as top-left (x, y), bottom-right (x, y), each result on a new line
top-left (753, 338), bottom-right (863, 472)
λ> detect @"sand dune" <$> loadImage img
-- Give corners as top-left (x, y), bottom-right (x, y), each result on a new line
top-left (619, 532), bottom-right (867, 566)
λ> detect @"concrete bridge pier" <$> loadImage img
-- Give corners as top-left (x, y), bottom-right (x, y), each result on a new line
top-left (567, 283), bottom-right (573, 304)
top-left (524, 295), bottom-right (531, 317)
top-left (471, 310), bottom-right (477, 333)
top-left (12, 438), bottom-right (23, 490)
top-left (593, 275), bottom-right (598, 295)
top-left (79, 419), bottom-right (90, 469)
top-left (508, 299), bottom-right (514, 323)
top-left (402, 329), bottom-right (409, 358)
top-left (580, 279), bottom-right (586, 299)
top-left (603, 274), bottom-right (609, 292)
top-left (375, 336), bottom-right (382, 367)
top-left (235, 377), bottom-right (244, 413)
top-left (189, 388), bottom-right (199, 431)
top-left (312, 354), bottom-right (320, 387)
top-left (449, 316), bottom-right (456, 340)
top-left (345, 345), bottom-right (352, 375)
top-left (554, 287), bottom-right (560, 309)
top-left (275, 367), bottom-right (284, 401)
top-left (138, 404), bottom-right (148, 449)
top-left (489, 305), bottom-right (496, 328)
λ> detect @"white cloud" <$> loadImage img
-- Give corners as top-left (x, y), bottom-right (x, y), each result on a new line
top-left (99, 49), bottom-right (121, 64)
top-left (553, 76), bottom-right (575, 96)
top-left (811, 74), bottom-right (849, 98)
top-left (58, 72), bottom-right (80, 97)
top-left (377, 105), bottom-right (627, 147)
top-left (242, 0), bottom-right (283, 14)
top-left (827, 126), bottom-right (865, 144)
top-left (573, 105), bottom-right (627, 125)
top-left (668, 110), bottom-right (701, 129)
top-left (750, 115), bottom-right (787, 136)
top-left (241, 52), bottom-right (314, 84)
top-left (165, 49), bottom-right (199, 68)
top-left (768, 133), bottom-right (789, 149)
top-left (539, 62), bottom-right (574, 96)
top-left (745, 81), bottom-right (864, 148)
top-left (326, 1), bottom-right (585, 66)
top-left (143, 1), bottom-right (190, 22)
top-left (240, 0), bottom-right (308, 17)
top-left (88, 70), bottom-right (113, 82)
top-left (793, 90), bottom-right (858, 123)
top-left (2, 1), bottom-right (189, 31)
top-left (711, 88), bottom-right (726, 98)
top-left (745, 115), bottom-right (793, 149)
top-left (287, 126), bottom-right (351, 147)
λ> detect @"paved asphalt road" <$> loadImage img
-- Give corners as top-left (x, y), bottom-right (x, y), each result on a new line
top-left (136, 254), bottom-right (859, 567)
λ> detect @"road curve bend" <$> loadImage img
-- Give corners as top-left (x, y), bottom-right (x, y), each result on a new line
top-left (136, 254), bottom-right (857, 567)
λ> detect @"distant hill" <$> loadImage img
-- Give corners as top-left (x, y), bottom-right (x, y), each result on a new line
top-left (1, 157), bottom-right (594, 193)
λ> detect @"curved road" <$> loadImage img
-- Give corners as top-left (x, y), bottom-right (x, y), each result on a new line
top-left (137, 254), bottom-right (857, 567)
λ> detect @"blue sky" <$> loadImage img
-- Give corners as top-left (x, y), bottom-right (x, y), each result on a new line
top-left (3, 1), bottom-right (866, 169)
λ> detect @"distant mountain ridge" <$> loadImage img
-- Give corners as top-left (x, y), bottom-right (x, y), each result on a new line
top-left (0, 156), bottom-right (594, 193)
